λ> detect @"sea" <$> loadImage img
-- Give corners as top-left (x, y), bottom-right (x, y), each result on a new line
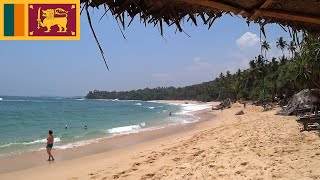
top-left (0, 96), bottom-right (210, 158)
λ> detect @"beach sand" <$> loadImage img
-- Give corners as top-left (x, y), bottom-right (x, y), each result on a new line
top-left (1, 101), bottom-right (320, 179)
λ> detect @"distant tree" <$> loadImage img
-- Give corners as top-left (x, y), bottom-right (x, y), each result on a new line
top-left (287, 40), bottom-right (297, 58)
top-left (276, 37), bottom-right (287, 57)
top-left (261, 40), bottom-right (270, 59)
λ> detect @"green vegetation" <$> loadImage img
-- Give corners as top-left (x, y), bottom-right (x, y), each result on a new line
top-left (86, 34), bottom-right (320, 102)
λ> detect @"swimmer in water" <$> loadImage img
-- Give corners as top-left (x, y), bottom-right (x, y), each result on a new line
top-left (65, 125), bottom-right (68, 130)
top-left (84, 125), bottom-right (87, 129)
top-left (169, 112), bottom-right (172, 116)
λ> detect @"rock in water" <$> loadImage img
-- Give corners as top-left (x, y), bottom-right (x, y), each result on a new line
top-left (277, 89), bottom-right (312, 115)
top-left (235, 110), bottom-right (245, 115)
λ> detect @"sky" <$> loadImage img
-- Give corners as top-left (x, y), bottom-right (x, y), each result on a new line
top-left (0, 8), bottom-right (293, 97)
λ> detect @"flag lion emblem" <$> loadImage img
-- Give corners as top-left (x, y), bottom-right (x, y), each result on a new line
top-left (37, 8), bottom-right (68, 33)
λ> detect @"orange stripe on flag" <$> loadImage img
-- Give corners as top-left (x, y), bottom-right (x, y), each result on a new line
top-left (14, 4), bottom-right (25, 36)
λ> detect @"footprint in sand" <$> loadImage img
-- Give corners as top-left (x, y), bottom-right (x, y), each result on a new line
top-left (172, 157), bottom-right (181, 162)
top-left (133, 162), bottom-right (141, 167)
top-left (90, 175), bottom-right (101, 179)
top-left (112, 175), bottom-right (119, 179)
top-left (141, 173), bottom-right (155, 180)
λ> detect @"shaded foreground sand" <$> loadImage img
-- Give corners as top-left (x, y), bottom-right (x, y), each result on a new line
top-left (2, 102), bottom-right (320, 179)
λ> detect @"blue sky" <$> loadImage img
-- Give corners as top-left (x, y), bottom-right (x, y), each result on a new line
top-left (0, 9), bottom-right (292, 97)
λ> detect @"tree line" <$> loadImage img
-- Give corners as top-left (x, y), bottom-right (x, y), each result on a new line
top-left (86, 34), bottom-right (320, 102)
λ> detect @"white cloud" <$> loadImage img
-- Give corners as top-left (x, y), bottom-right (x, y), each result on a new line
top-left (236, 32), bottom-right (260, 49)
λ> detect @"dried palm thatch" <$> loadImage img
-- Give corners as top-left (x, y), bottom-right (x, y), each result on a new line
top-left (80, 0), bottom-right (320, 68)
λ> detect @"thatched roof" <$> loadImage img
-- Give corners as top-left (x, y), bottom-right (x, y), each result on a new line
top-left (81, 0), bottom-right (320, 34)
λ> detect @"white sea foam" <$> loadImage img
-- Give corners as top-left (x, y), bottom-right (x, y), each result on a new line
top-left (43, 123), bottom-right (147, 150)
top-left (2, 99), bottom-right (28, 102)
top-left (147, 107), bottom-right (155, 109)
top-left (161, 103), bottom-right (211, 125)
top-left (0, 98), bottom-right (2, 101)
top-left (26, 137), bottom-right (61, 145)
top-left (33, 100), bottom-right (52, 102)
top-left (175, 103), bottom-right (211, 115)
top-left (0, 137), bottom-right (61, 148)
top-left (107, 122), bottom-right (146, 134)
top-left (76, 98), bottom-right (85, 101)
top-left (134, 103), bottom-right (142, 106)
top-left (53, 139), bottom-right (99, 150)
top-left (120, 100), bottom-right (139, 102)
top-left (1, 99), bottom-right (53, 103)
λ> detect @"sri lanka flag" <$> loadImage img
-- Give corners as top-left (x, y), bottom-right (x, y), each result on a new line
top-left (1, 0), bottom-right (79, 40)
top-left (3, 4), bottom-right (25, 36)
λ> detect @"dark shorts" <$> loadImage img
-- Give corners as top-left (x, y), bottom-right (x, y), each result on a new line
top-left (312, 102), bottom-right (319, 106)
top-left (47, 144), bottom-right (53, 148)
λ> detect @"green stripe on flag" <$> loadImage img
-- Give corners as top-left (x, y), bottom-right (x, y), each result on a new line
top-left (4, 4), bottom-right (14, 36)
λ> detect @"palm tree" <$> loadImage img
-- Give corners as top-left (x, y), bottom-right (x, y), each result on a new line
top-left (261, 40), bottom-right (270, 59)
top-left (287, 40), bottom-right (296, 58)
top-left (236, 69), bottom-right (242, 76)
top-left (269, 57), bottom-right (279, 98)
top-left (219, 72), bottom-right (225, 80)
top-left (226, 71), bottom-right (231, 77)
top-left (293, 34), bottom-right (320, 88)
top-left (270, 57), bottom-right (278, 71)
top-left (249, 59), bottom-right (256, 70)
top-left (255, 55), bottom-right (268, 100)
top-left (276, 37), bottom-right (287, 57)
top-left (291, 56), bottom-right (312, 89)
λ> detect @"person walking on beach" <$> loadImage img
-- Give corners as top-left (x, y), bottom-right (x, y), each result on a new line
top-left (311, 92), bottom-right (319, 115)
top-left (46, 130), bottom-right (55, 161)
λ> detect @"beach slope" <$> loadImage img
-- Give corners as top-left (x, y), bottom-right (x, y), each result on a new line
top-left (1, 103), bottom-right (320, 179)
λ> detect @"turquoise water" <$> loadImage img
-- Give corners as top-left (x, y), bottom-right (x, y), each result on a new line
top-left (0, 96), bottom-right (202, 158)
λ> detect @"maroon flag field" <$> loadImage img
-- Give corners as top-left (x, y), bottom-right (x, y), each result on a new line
top-left (28, 4), bottom-right (77, 37)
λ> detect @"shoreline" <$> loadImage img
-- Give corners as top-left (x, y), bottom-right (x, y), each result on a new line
top-left (0, 100), bottom-right (217, 174)
top-left (3, 101), bottom-right (318, 179)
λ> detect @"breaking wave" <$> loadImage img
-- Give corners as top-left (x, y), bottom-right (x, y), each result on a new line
top-left (106, 123), bottom-right (146, 134)
top-left (0, 137), bottom-right (61, 148)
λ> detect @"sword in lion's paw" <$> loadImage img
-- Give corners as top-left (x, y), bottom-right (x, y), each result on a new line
top-left (37, 7), bottom-right (41, 29)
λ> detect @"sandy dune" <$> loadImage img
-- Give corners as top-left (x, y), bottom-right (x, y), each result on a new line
top-left (2, 102), bottom-right (320, 179)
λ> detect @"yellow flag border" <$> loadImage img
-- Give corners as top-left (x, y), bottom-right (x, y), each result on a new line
top-left (0, 0), bottom-right (80, 40)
